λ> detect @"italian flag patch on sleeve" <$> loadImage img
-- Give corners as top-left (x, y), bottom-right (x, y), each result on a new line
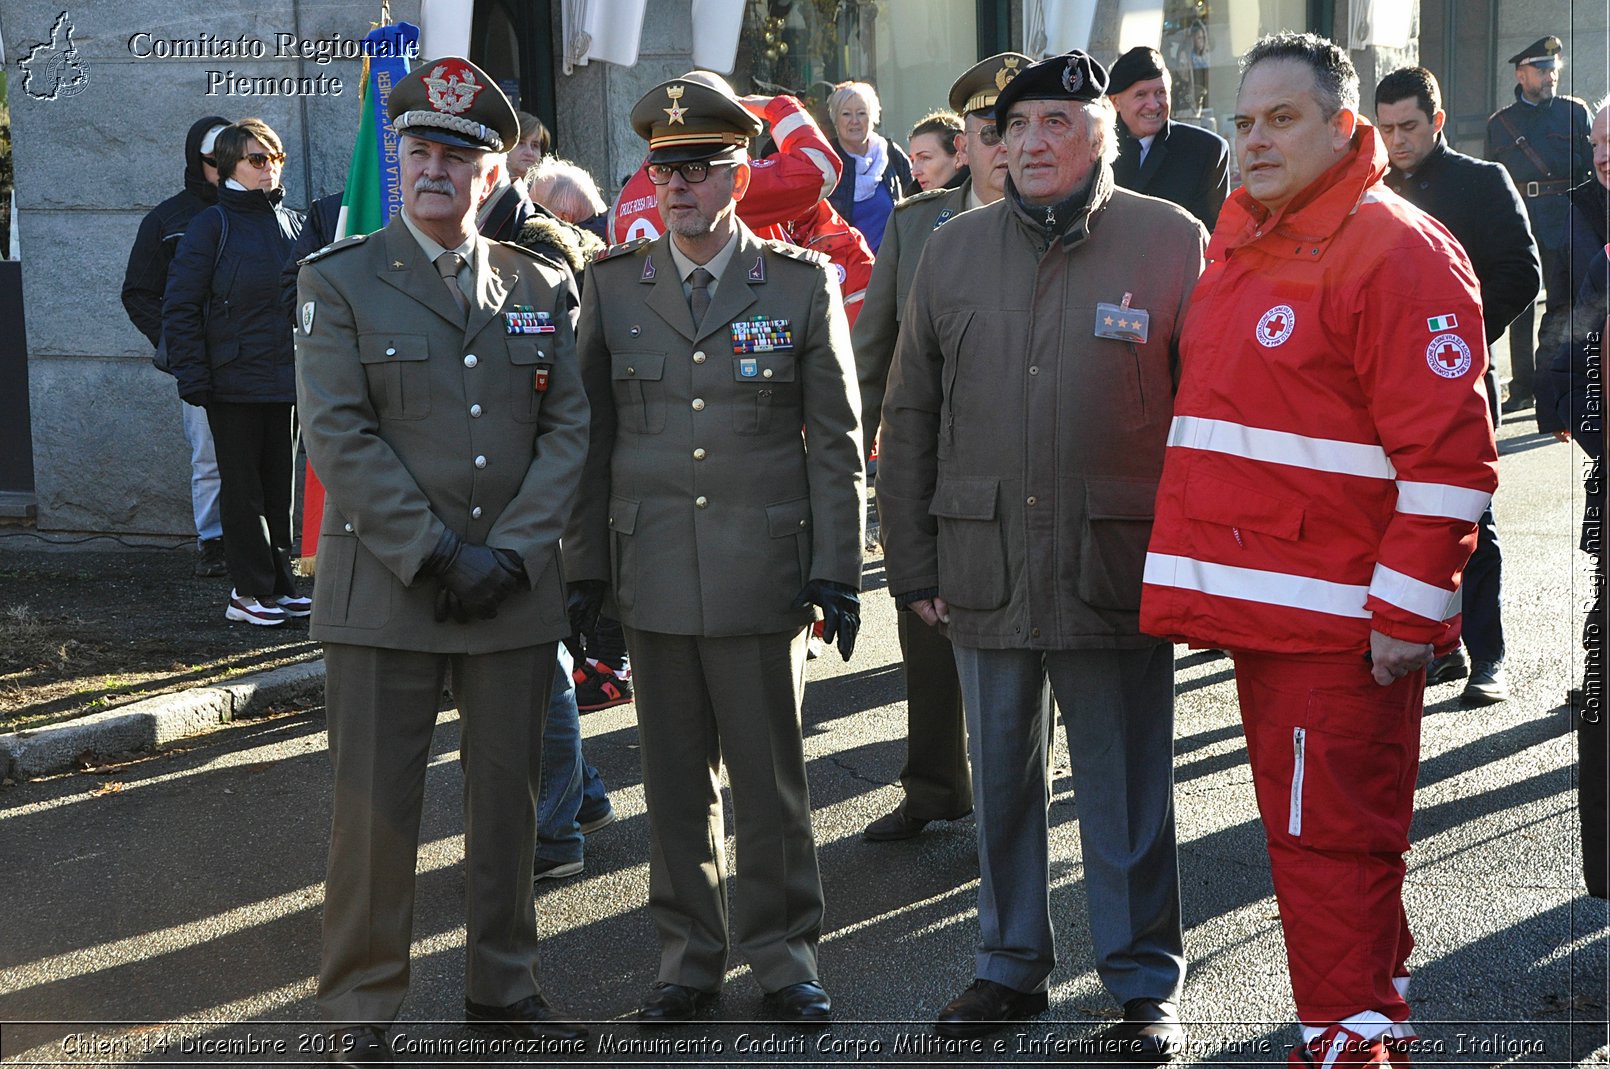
top-left (1427, 313), bottom-right (1458, 331)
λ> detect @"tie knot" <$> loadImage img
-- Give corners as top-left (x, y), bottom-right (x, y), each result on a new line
top-left (689, 267), bottom-right (714, 289)
top-left (436, 251), bottom-right (465, 281)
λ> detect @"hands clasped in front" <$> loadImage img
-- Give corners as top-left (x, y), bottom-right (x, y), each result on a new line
top-left (424, 529), bottom-right (525, 624)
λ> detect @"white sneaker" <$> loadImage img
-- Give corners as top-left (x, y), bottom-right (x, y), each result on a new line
top-left (275, 594), bottom-right (312, 618)
top-left (226, 590), bottom-right (287, 626)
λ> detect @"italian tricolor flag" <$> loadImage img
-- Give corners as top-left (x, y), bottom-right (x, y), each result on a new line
top-left (1427, 314), bottom-right (1458, 331)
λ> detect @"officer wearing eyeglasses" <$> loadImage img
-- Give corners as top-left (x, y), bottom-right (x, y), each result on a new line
top-left (565, 74), bottom-right (864, 1025)
top-left (851, 53), bottom-right (1031, 847)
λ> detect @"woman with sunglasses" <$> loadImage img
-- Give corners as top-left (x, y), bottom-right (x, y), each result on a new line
top-left (163, 117), bottom-right (306, 626)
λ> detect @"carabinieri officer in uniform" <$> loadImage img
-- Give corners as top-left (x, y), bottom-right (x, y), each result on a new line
top-left (565, 74), bottom-right (865, 1025)
top-left (294, 57), bottom-right (590, 1062)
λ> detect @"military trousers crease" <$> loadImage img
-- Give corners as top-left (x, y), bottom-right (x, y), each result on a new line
top-left (895, 609), bottom-right (972, 819)
top-left (318, 641), bottom-right (557, 1024)
top-left (953, 642), bottom-right (1185, 1003)
top-left (623, 625), bottom-right (823, 993)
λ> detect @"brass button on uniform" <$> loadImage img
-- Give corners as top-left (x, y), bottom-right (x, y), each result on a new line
top-left (344, 522), bottom-right (353, 533)
top-left (626, 366), bottom-right (636, 376)
top-left (474, 455), bottom-right (487, 469)
top-left (691, 398), bottom-right (705, 411)
top-left (1031, 627), bottom-right (1041, 638)
top-left (762, 368), bottom-right (774, 379)
top-left (471, 506), bottom-right (482, 519)
top-left (470, 404), bottom-right (482, 417)
top-left (693, 448), bottom-right (706, 460)
top-left (464, 354), bottom-right (478, 368)
top-left (385, 347), bottom-right (396, 357)
top-left (695, 496), bottom-right (708, 508)
top-left (1026, 495), bottom-right (1038, 506)
top-left (692, 351), bottom-right (707, 364)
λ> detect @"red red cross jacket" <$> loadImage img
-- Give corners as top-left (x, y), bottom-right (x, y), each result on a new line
top-left (777, 200), bottom-right (874, 329)
top-left (1140, 122), bottom-right (1498, 654)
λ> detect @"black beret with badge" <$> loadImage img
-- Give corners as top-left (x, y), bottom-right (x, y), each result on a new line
top-left (387, 56), bottom-right (519, 153)
top-left (948, 52), bottom-right (1034, 116)
top-left (992, 49), bottom-right (1111, 121)
top-left (1507, 35), bottom-right (1563, 68)
top-left (630, 76), bottom-right (764, 164)
top-left (1107, 46), bottom-right (1167, 96)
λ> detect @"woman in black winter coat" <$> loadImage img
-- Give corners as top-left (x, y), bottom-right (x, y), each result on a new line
top-left (163, 118), bottom-right (305, 626)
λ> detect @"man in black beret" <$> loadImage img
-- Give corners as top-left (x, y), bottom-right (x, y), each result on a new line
top-left (1107, 45), bottom-right (1229, 229)
top-left (1485, 34), bottom-right (1593, 414)
top-left (879, 47), bottom-right (1204, 1056)
top-left (296, 56), bottom-right (591, 1060)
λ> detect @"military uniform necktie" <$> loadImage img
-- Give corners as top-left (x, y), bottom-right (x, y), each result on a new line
top-left (435, 251), bottom-right (470, 319)
top-left (688, 266), bottom-right (714, 330)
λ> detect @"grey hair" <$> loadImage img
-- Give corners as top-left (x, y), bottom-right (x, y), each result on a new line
top-left (1240, 31), bottom-right (1360, 118)
top-left (529, 157), bottom-right (608, 218)
top-left (1083, 96), bottom-right (1120, 166)
top-left (827, 81), bottom-right (882, 128)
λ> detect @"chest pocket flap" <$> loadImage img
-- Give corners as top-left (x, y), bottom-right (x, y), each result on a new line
top-left (507, 337), bottom-right (550, 364)
top-left (732, 352), bottom-right (798, 382)
top-left (358, 333), bottom-right (429, 364)
top-left (613, 351), bottom-right (666, 381)
top-left (929, 475), bottom-right (999, 519)
top-left (1183, 469), bottom-right (1305, 541)
top-left (358, 333), bottom-right (431, 420)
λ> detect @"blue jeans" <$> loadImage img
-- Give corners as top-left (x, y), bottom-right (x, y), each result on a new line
top-left (536, 646), bottom-right (611, 864)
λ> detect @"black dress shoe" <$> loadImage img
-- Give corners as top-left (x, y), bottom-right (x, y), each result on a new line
top-left (863, 805), bottom-right (972, 842)
top-left (465, 993), bottom-right (588, 1041)
top-left (935, 978), bottom-right (1048, 1037)
top-left (763, 980), bottom-right (832, 1023)
top-left (638, 982), bottom-right (718, 1023)
top-left (1091, 998), bottom-right (1187, 1062)
top-left (326, 1026), bottom-right (392, 1065)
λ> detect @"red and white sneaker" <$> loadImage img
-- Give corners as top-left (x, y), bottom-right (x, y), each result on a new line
top-left (275, 594), bottom-right (312, 618)
top-left (575, 660), bottom-right (633, 711)
top-left (226, 590), bottom-right (287, 627)
top-left (1288, 1024), bottom-right (1391, 1068)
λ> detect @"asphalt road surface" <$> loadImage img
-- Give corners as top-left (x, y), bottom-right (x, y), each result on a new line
top-left (2, 420), bottom-right (1606, 1067)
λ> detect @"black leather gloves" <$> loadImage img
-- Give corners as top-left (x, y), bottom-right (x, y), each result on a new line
top-left (792, 578), bottom-right (860, 662)
top-left (566, 580), bottom-right (607, 637)
top-left (423, 528), bottom-right (525, 623)
top-left (180, 390), bottom-right (211, 408)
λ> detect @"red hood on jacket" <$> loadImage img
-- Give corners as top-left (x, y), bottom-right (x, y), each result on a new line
top-left (1211, 118), bottom-right (1389, 259)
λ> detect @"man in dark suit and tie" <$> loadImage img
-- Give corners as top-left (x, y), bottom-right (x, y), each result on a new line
top-left (295, 57), bottom-right (590, 1062)
top-left (1107, 46), bottom-right (1229, 230)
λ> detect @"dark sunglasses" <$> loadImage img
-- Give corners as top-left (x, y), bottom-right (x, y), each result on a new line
top-left (976, 124), bottom-right (1002, 147)
top-left (243, 151), bottom-right (286, 168)
top-left (645, 160), bottom-right (737, 185)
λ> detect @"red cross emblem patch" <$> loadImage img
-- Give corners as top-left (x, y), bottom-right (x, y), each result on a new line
top-left (1425, 332), bottom-right (1473, 378)
top-left (1256, 304), bottom-right (1295, 348)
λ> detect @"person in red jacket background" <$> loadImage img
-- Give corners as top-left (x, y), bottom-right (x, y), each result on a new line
top-left (608, 76), bottom-right (872, 326)
top-left (1140, 33), bottom-right (1497, 1069)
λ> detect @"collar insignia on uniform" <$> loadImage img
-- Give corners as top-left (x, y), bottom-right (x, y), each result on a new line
top-left (731, 315), bottom-right (793, 353)
top-left (505, 305), bottom-right (556, 335)
top-left (747, 255), bottom-right (765, 282)
top-left (422, 61), bottom-right (484, 116)
top-left (664, 84), bottom-right (687, 125)
top-left (392, 260), bottom-right (406, 269)
top-left (997, 57), bottom-right (1021, 90)
top-left (933, 209), bottom-right (955, 230)
top-left (1062, 58), bottom-right (1084, 94)
top-left (641, 256), bottom-right (656, 282)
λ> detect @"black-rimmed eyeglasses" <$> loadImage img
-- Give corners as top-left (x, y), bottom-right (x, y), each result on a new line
top-left (645, 160), bottom-right (737, 185)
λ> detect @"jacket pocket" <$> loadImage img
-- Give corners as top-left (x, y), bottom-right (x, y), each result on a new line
top-left (1283, 690), bottom-right (1416, 853)
top-left (766, 496), bottom-right (812, 595)
top-left (936, 311), bottom-right (972, 457)
top-left (732, 352), bottom-right (798, 435)
top-left (1182, 469), bottom-right (1305, 542)
top-left (309, 529), bottom-right (391, 629)
top-left (607, 496), bottom-right (641, 612)
top-left (1077, 477), bottom-right (1157, 612)
top-left (612, 351), bottom-right (666, 434)
top-left (507, 337), bottom-right (552, 423)
top-left (358, 332), bottom-right (432, 420)
top-left (930, 475), bottom-right (1008, 611)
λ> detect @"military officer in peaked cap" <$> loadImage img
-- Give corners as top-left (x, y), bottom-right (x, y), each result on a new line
top-left (565, 73), bottom-right (865, 1024)
top-left (1486, 34), bottom-right (1593, 413)
top-left (294, 56), bottom-right (590, 1061)
top-left (851, 52), bottom-right (1030, 846)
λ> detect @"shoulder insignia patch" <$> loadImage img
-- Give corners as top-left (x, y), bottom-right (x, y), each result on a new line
top-left (895, 186), bottom-right (948, 211)
top-left (596, 237), bottom-right (652, 262)
top-left (766, 241), bottom-right (829, 267)
top-left (297, 232), bottom-right (368, 266)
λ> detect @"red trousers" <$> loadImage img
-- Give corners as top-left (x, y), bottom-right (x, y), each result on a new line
top-left (1232, 651), bottom-right (1422, 1026)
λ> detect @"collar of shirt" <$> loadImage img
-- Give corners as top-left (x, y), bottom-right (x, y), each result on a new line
top-left (966, 184), bottom-right (986, 211)
top-left (224, 178), bottom-right (251, 191)
top-left (667, 229), bottom-right (740, 301)
top-left (1138, 134), bottom-right (1157, 165)
top-left (399, 207), bottom-right (477, 291)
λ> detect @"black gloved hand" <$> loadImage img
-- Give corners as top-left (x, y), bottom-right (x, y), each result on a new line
top-left (566, 579), bottom-right (607, 638)
top-left (180, 390), bottom-right (212, 408)
top-left (423, 529), bottom-right (523, 622)
top-left (791, 578), bottom-right (860, 662)
top-left (434, 586), bottom-right (469, 624)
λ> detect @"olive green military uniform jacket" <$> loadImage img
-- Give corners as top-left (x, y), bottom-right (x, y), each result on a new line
top-left (878, 167), bottom-right (1206, 650)
top-left (567, 223), bottom-right (865, 637)
top-left (852, 179), bottom-right (973, 449)
top-left (294, 215), bottom-right (590, 652)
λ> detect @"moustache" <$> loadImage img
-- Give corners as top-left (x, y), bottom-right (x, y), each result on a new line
top-left (413, 177), bottom-right (457, 196)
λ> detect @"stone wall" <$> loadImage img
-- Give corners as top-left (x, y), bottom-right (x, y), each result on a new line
top-left (3, 0), bottom-right (419, 534)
